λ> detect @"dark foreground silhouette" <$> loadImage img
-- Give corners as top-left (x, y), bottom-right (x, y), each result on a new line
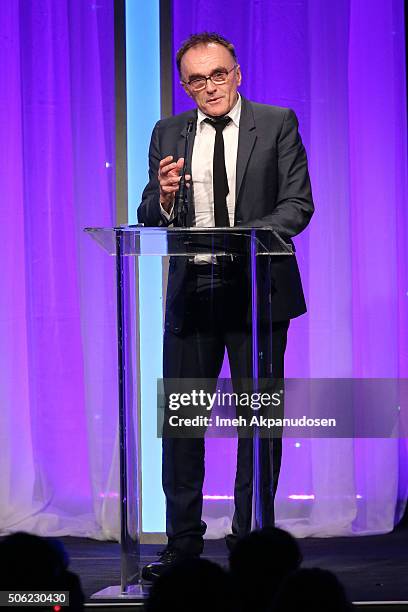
top-left (0, 532), bottom-right (84, 610)
top-left (229, 527), bottom-right (303, 611)
top-left (272, 567), bottom-right (353, 611)
top-left (146, 556), bottom-right (237, 612)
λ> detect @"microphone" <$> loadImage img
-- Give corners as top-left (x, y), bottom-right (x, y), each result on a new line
top-left (173, 119), bottom-right (194, 227)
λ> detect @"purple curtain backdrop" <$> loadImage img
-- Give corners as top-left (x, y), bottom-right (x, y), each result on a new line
top-left (1, 0), bottom-right (407, 541)
top-left (0, 1), bottom-right (118, 537)
top-left (172, 0), bottom-right (408, 536)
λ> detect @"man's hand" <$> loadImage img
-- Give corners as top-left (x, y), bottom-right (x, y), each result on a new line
top-left (158, 156), bottom-right (191, 213)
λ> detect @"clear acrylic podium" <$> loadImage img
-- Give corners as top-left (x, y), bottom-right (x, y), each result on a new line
top-left (85, 225), bottom-right (293, 598)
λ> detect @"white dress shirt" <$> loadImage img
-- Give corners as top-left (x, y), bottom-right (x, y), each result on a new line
top-left (192, 94), bottom-right (241, 227)
top-left (161, 94), bottom-right (242, 227)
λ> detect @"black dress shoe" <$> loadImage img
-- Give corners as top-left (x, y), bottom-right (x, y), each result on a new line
top-left (142, 548), bottom-right (198, 582)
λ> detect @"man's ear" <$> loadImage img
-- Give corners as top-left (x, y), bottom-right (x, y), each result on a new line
top-left (236, 64), bottom-right (242, 87)
top-left (182, 83), bottom-right (193, 99)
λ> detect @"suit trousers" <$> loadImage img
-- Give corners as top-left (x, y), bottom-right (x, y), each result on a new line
top-left (162, 260), bottom-right (289, 555)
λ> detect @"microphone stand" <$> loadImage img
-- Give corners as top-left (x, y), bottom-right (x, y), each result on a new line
top-left (169, 119), bottom-right (194, 228)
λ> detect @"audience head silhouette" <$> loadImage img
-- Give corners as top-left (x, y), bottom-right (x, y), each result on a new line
top-left (272, 567), bottom-right (353, 611)
top-left (0, 532), bottom-right (84, 609)
top-left (146, 557), bottom-right (236, 612)
top-left (229, 527), bottom-right (302, 611)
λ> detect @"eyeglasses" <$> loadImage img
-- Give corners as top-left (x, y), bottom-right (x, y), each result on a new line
top-left (182, 65), bottom-right (237, 92)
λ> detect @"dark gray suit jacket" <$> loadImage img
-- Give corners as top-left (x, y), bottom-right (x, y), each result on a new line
top-left (137, 96), bottom-right (314, 331)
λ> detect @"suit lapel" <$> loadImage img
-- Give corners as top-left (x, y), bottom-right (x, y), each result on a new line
top-left (235, 97), bottom-right (257, 209)
top-left (176, 110), bottom-right (197, 226)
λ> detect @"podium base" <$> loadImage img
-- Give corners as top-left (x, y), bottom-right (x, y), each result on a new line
top-left (90, 583), bottom-right (150, 599)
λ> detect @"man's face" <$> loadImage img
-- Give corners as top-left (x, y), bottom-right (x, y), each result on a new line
top-left (180, 43), bottom-right (242, 117)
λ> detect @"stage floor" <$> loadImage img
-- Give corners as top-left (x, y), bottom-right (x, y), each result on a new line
top-left (63, 522), bottom-right (408, 605)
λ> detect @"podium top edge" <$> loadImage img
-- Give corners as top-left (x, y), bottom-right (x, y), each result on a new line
top-left (84, 225), bottom-right (281, 233)
top-left (83, 226), bottom-right (294, 255)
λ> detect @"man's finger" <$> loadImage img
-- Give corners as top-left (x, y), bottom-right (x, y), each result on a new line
top-left (159, 162), bottom-right (178, 177)
top-left (161, 176), bottom-right (182, 187)
top-left (161, 184), bottom-right (181, 194)
top-left (159, 156), bottom-right (173, 168)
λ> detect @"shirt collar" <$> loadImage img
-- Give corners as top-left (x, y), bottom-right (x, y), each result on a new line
top-left (197, 93), bottom-right (241, 129)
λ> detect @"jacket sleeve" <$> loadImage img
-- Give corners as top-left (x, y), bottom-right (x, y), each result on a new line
top-left (249, 108), bottom-right (314, 238)
top-left (137, 121), bottom-right (167, 227)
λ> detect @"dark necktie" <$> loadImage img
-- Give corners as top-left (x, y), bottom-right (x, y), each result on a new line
top-left (204, 116), bottom-right (231, 227)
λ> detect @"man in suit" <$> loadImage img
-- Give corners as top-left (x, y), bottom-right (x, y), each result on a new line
top-left (138, 32), bottom-right (313, 581)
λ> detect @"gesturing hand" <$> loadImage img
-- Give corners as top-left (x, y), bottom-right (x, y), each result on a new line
top-left (158, 156), bottom-right (191, 213)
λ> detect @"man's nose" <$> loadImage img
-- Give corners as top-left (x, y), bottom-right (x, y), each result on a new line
top-left (205, 78), bottom-right (217, 93)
